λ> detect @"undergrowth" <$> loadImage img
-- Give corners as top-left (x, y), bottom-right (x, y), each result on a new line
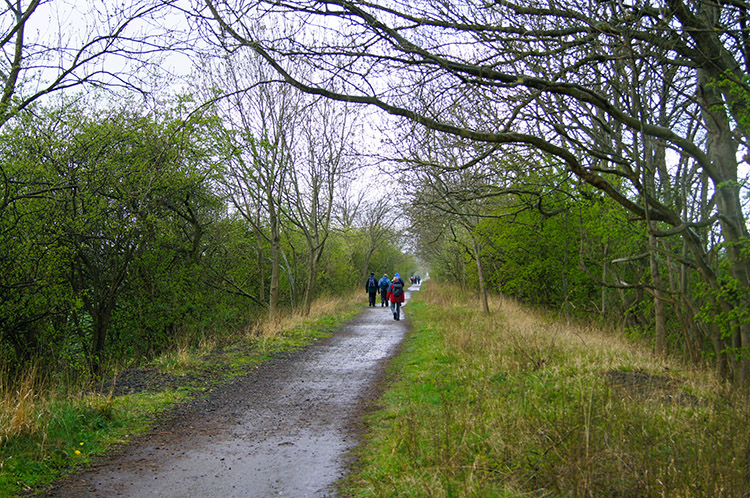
top-left (344, 281), bottom-right (750, 497)
top-left (0, 294), bottom-right (361, 497)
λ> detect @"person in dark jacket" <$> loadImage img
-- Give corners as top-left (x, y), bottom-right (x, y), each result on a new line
top-left (378, 273), bottom-right (391, 307)
top-left (387, 273), bottom-right (406, 320)
top-left (365, 272), bottom-right (379, 307)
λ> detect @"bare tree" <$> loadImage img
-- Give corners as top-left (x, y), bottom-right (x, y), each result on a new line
top-left (356, 200), bottom-right (397, 281)
top-left (0, 0), bottom-right (189, 211)
top-left (404, 140), bottom-right (498, 314)
top-left (198, 0), bottom-right (750, 382)
top-left (202, 49), bottom-right (301, 321)
top-left (283, 97), bottom-right (357, 315)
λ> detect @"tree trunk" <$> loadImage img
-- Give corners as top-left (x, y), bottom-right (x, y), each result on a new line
top-left (601, 244), bottom-right (608, 317)
top-left (281, 246), bottom-right (295, 309)
top-left (472, 235), bottom-right (489, 315)
top-left (649, 229), bottom-right (667, 356)
top-left (255, 205), bottom-right (266, 303)
top-left (90, 295), bottom-right (116, 376)
top-left (698, 65), bottom-right (750, 384)
top-left (268, 202), bottom-right (281, 322)
top-left (303, 260), bottom-right (316, 316)
top-left (302, 245), bottom-right (324, 316)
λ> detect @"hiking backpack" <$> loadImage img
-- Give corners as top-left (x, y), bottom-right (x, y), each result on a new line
top-left (367, 276), bottom-right (378, 291)
top-left (391, 281), bottom-right (404, 298)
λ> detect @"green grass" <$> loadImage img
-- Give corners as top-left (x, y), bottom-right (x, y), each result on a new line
top-left (343, 282), bottom-right (750, 497)
top-left (0, 390), bottom-right (183, 496)
top-left (0, 294), bottom-right (362, 498)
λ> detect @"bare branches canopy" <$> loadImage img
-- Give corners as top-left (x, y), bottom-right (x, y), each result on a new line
top-left (199, 0), bottom-right (750, 381)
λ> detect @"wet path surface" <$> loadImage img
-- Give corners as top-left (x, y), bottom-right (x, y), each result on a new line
top-left (39, 285), bottom-right (419, 498)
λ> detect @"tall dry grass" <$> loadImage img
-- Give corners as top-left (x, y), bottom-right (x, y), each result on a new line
top-left (249, 294), bottom-right (359, 338)
top-left (0, 365), bottom-right (42, 445)
top-left (348, 281), bottom-right (747, 497)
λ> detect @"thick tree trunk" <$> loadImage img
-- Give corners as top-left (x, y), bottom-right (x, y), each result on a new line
top-left (90, 296), bottom-right (116, 376)
top-left (698, 67), bottom-right (750, 384)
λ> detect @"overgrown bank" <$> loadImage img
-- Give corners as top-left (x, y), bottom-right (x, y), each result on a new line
top-left (344, 281), bottom-right (750, 497)
top-left (0, 295), bottom-right (361, 498)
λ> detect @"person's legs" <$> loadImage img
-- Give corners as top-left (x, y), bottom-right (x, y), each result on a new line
top-left (390, 300), bottom-right (397, 320)
top-left (395, 302), bottom-right (401, 320)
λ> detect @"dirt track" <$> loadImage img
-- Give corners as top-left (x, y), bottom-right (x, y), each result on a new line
top-left (35, 285), bottom-right (418, 498)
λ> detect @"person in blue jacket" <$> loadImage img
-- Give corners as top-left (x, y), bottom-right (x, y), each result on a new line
top-left (378, 273), bottom-right (391, 307)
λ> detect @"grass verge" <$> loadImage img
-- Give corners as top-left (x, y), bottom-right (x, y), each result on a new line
top-left (0, 294), bottom-right (361, 498)
top-left (343, 282), bottom-right (750, 497)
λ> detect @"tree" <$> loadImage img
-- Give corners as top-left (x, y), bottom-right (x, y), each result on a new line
top-left (203, 50), bottom-right (302, 321)
top-left (0, 0), bottom-right (201, 366)
top-left (199, 0), bottom-right (750, 382)
top-left (355, 200), bottom-right (399, 282)
top-left (283, 97), bottom-right (357, 315)
top-left (0, 0), bottom-right (184, 132)
top-left (0, 100), bottom-right (224, 374)
top-left (406, 146), bottom-right (495, 314)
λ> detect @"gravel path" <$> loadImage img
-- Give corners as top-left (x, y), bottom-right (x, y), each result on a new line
top-left (37, 285), bottom-right (419, 498)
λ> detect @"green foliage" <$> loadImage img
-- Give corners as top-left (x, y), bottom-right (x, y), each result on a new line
top-left (477, 183), bottom-right (630, 310)
top-left (322, 226), bottom-right (413, 291)
top-left (369, 241), bottom-right (417, 282)
top-left (710, 72), bottom-right (750, 131)
top-left (0, 94), bottom-right (415, 381)
top-left (696, 248), bottom-right (750, 349)
top-left (0, 98), bottom-right (240, 375)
